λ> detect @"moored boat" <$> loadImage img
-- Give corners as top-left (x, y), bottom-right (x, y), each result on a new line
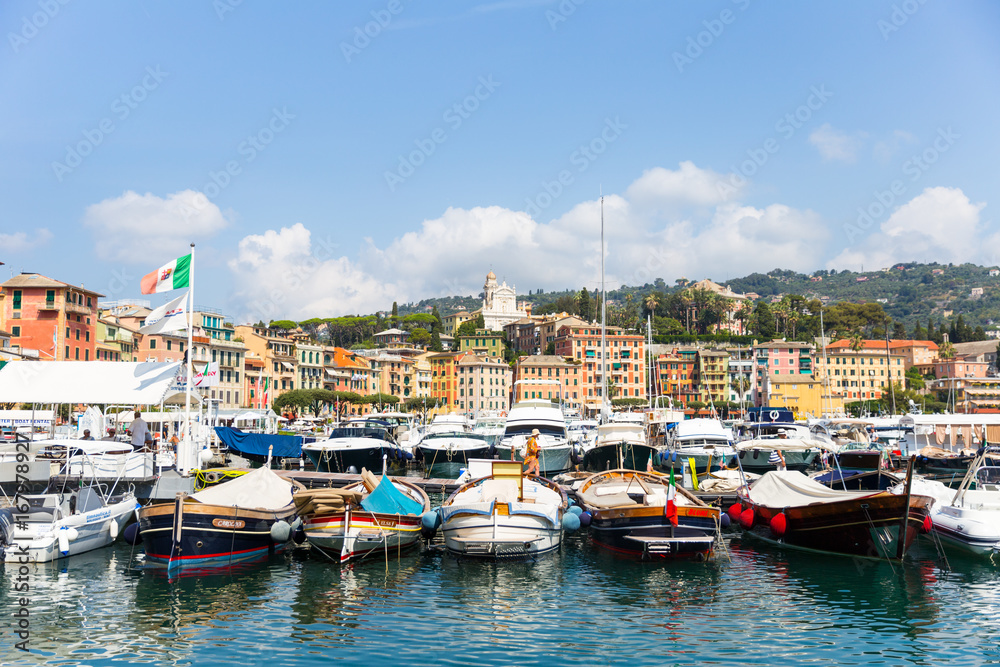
top-left (438, 460), bottom-right (571, 558)
top-left (735, 468), bottom-right (932, 561)
top-left (296, 468), bottom-right (429, 563)
top-left (664, 418), bottom-right (736, 474)
top-left (494, 400), bottom-right (573, 476)
top-left (581, 421), bottom-right (657, 473)
top-left (137, 466), bottom-right (302, 572)
top-left (302, 422), bottom-right (409, 475)
top-left (577, 469), bottom-right (721, 561)
top-left (920, 446), bottom-right (1000, 557)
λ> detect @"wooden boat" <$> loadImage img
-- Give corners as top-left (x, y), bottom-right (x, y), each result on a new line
top-left (439, 460), bottom-right (570, 558)
top-left (137, 466), bottom-right (303, 572)
top-left (735, 465), bottom-right (931, 561)
top-left (577, 469), bottom-right (720, 561)
top-left (296, 468), bottom-right (429, 563)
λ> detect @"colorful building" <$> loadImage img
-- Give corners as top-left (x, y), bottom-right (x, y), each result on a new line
top-left (0, 273), bottom-right (103, 361)
top-left (554, 324), bottom-right (645, 413)
top-left (457, 353), bottom-right (512, 413)
top-left (513, 354), bottom-right (583, 410)
top-left (754, 341), bottom-right (815, 406)
top-left (815, 343), bottom-right (905, 403)
top-left (458, 329), bottom-right (505, 360)
top-left (652, 348), bottom-right (699, 407)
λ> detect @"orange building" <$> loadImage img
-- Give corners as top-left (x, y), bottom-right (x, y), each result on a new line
top-left (512, 355), bottom-right (582, 410)
top-left (653, 349), bottom-right (699, 406)
top-left (0, 273), bottom-right (103, 361)
top-left (553, 324), bottom-right (645, 413)
top-left (428, 352), bottom-right (461, 410)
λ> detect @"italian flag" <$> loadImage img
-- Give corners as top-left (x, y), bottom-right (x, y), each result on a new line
top-left (665, 467), bottom-right (678, 526)
top-left (141, 254), bottom-right (191, 294)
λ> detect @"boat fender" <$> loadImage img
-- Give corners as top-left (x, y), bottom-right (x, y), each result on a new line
top-left (739, 508), bottom-right (755, 530)
top-left (753, 449), bottom-right (760, 460)
top-left (727, 504), bottom-right (743, 523)
top-left (769, 513), bottom-right (787, 537)
top-left (720, 512), bottom-right (731, 529)
top-left (292, 527), bottom-right (307, 545)
top-left (670, 451), bottom-right (677, 463)
top-left (270, 520), bottom-right (292, 543)
top-left (921, 515), bottom-right (933, 534)
top-left (579, 511), bottom-right (592, 527)
top-left (404, 451), bottom-right (414, 461)
top-left (562, 512), bottom-right (581, 532)
top-left (568, 505), bottom-right (583, 517)
top-left (123, 523), bottom-right (142, 546)
top-left (109, 520), bottom-right (119, 540)
top-left (58, 531), bottom-right (70, 555)
top-left (66, 527), bottom-right (79, 542)
top-left (291, 517), bottom-right (303, 531)
top-left (347, 466), bottom-right (359, 474)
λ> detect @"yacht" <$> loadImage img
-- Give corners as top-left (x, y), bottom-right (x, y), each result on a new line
top-left (493, 400), bottom-right (573, 476)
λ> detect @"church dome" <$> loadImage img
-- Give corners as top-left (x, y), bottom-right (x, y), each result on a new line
top-left (486, 270), bottom-right (496, 280)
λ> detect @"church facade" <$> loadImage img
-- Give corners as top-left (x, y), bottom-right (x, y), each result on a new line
top-left (480, 271), bottom-right (527, 332)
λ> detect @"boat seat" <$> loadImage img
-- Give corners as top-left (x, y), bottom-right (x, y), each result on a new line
top-left (481, 479), bottom-right (519, 504)
top-left (581, 490), bottom-right (638, 509)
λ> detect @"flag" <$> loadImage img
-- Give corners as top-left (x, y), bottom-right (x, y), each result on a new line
top-left (192, 361), bottom-right (220, 388)
top-left (665, 467), bottom-right (678, 526)
top-left (254, 374), bottom-right (262, 408)
top-left (141, 254), bottom-right (191, 294)
top-left (138, 291), bottom-right (189, 335)
top-left (262, 377), bottom-right (270, 408)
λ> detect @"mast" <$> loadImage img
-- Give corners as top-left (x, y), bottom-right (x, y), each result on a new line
top-left (820, 308), bottom-right (830, 417)
top-left (183, 243), bottom-right (195, 474)
top-left (884, 321), bottom-right (897, 415)
top-left (647, 313), bottom-right (653, 408)
top-left (600, 192), bottom-right (607, 421)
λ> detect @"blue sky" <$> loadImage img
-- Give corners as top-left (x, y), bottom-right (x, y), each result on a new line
top-left (2, 0), bottom-right (999, 322)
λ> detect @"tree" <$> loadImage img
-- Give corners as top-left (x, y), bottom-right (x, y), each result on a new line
top-left (431, 306), bottom-right (443, 335)
top-left (269, 319), bottom-right (297, 331)
top-left (892, 320), bottom-right (907, 340)
top-left (939, 341), bottom-right (956, 359)
top-left (753, 302), bottom-right (776, 338)
top-left (430, 330), bottom-right (443, 352)
top-left (390, 302), bottom-right (399, 328)
top-left (544, 341), bottom-right (556, 355)
top-left (456, 319), bottom-right (479, 338)
top-left (578, 288), bottom-right (593, 322)
top-left (409, 327), bottom-right (431, 347)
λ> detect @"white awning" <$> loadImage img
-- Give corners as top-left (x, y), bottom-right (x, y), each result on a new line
top-left (281, 362), bottom-right (295, 371)
top-left (0, 361), bottom-right (184, 405)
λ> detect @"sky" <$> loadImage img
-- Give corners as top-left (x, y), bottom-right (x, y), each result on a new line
top-left (2, 0), bottom-right (999, 323)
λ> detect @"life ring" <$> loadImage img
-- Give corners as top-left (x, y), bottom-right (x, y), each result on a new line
top-left (769, 410), bottom-right (779, 422)
top-left (205, 471), bottom-right (221, 483)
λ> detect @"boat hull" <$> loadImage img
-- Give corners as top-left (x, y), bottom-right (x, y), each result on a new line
top-left (582, 444), bottom-right (659, 473)
top-left (737, 449), bottom-right (818, 474)
top-left (932, 505), bottom-right (1000, 557)
top-left (303, 509), bottom-right (423, 563)
top-left (587, 507), bottom-right (719, 560)
top-left (739, 493), bottom-right (929, 560)
top-left (441, 509), bottom-right (562, 558)
top-left (418, 444), bottom-right (492, 479)
top-left (138, 499), bottom-right (295, 570)
top-left (5, 494), bottom-right (137, 563)
top-left (303, 445), bottom-right (407, 476)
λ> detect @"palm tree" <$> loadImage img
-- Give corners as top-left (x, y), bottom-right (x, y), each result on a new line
top-left (849, 333), bottom-right (864, 353)
top-left (643, 293), bottom-right (659, 318)
top-left (939, 341), bottom-right (956, 360)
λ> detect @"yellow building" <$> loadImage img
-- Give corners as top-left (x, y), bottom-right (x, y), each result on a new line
top-left (766, 374), bottom-right (844, 419)
top-left (815, 345), bottom-right (906, 403)
top-left (458, 329), bottom-right (505, 360)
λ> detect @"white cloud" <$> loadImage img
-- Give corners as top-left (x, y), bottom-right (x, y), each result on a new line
top-left (828, 186), bottom-right (991, 270)
top-left (809, 123), bottom-right (867, 163)
top-left (226, 162), bottom-right (834, 320)
top-left (0, 228), bottom-right (53, 252)
top-left (83, 190), bottom-right (228, 262)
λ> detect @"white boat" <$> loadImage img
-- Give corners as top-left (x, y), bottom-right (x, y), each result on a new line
top-left (2, 483), bottom-right (137, 563)
top-left (732, 421), bottom-right (826, 473)
top-left (581, 421), bottom-right (656, 472)
top-left (472, 413), bottom-right (506, 446)
top-left (439, 460), bottom-right (569, 558)
top-left (417, 431), bottom-right (493, 479)
top-left (906, 446), bottom-right (1000, 557)
top-left (297, 468), bottom-right (429, 563)
top-left (665, 418), bottom-right (736, 473)
top-left (493, 400), bottom-right (573, 476)
top-left (302, 422), bottom-right (409, 476)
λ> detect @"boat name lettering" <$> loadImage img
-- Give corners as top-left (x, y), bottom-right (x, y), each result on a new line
top-left (212, 518), bottom-right (246, 529)
top-left (86, 509), bottom-right (113, 524)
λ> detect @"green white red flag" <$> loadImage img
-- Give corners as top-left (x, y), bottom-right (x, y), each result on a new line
top-left (141, 254), bottom-right (191, 294)
top-left (665, 466), bottom-right (678, 526)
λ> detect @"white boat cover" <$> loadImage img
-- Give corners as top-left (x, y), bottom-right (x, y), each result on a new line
top-left (189, 466), bottom-right (294, 510)
top-left (747, 471), bottom-right (877, 508)
top-left (0, 361), bottom-right (185, 405)
top-left (736, 437), bottom-right (838, 453)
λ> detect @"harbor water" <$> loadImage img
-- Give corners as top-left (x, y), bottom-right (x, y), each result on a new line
top-left (3, 529), bottom-right (999, 666)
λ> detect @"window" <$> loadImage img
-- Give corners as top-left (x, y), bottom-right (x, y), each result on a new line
top-left (45, 289), bottom-right (54, 303)
top-left (11, 326), bottom-right (20, 337)
top-left (12, 290), bottom-right (21, 309)
top-left (75, 329), bottom-right (80, 340)
top-left (85, 331), bottom-right (90, 342)
top-left (150, 340), bottom-right (157, 349)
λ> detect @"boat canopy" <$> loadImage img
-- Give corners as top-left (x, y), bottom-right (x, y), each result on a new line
top-left (736, 437), bottom-right (839, 453)
top-left (0, 361), bottom-right (189, 405)
top-left (360, 474), bottom-right (424, 515)
top-left (189, 466), bottom-right (294, 510)
top-left (214, 427), bottom-right (302, 458)
top-left (748, 470), bottom-right (877, 508)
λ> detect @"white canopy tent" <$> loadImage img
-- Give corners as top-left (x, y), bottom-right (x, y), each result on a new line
top-left (0, 361), bottom-right (189, 405)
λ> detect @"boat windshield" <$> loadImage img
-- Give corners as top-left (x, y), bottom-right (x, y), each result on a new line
top-left (423, 432), bottom-right (488, 442)
top-left (975, 466), bottom-right (1000, 486)
top-left (504, 425), bottom-right (566, 437)
top-left (329, 427), bottom-right (391, 441)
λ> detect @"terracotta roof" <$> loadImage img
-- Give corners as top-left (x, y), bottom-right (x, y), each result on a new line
top-left (825, 339), bottom-right (937, 351)
top-left (1, 273), bottom-right (105, 296)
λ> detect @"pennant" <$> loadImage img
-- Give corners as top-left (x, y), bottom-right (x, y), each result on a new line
top-left (139, 291), bottom-right (189, 335)
top-left (141, 254), bottom-right (191, 294)
top-left (192, 361), bottom-right (220, 388)
top-left (665, 467), bottom-right (678, 526)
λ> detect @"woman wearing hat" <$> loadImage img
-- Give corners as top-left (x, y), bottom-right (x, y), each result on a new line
top-left (523, 428), bottom-right (541, 476)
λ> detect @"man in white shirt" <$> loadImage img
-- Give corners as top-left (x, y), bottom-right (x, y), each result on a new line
top-left (128, 411), bottom-right (150, 449)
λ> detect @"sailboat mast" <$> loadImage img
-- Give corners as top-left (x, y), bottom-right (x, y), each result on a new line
top-left (600, 193), bottom-right (607, 419)
top-left (820, 308), bottom-right (830, 417)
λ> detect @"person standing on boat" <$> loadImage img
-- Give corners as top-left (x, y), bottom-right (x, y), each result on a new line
top-left (523, 428), bottom-right (541, 476)
top-left (769, 448), bottom-right (787, 471)
top-left (81, 429), bottom-right (94, 441)
top-left (128, 410), bottom-right (150, 450)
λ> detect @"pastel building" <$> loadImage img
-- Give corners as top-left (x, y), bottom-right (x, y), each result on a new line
top-left (554, 324), bottom-right (645, 413)
top-left (457, 353), bottom-right (512, 413)
top-left (753, 341), bottom-right (815, 407)
top-left (0, 273), bottom-right (103, 361)
top-left (513, 355), bottom-right (583, 410)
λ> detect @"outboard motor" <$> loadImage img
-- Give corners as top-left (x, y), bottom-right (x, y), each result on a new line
top-left (0, 507), bottom-right (14, 559)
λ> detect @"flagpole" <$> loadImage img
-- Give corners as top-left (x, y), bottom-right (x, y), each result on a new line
top-left (183, 243), bottom-right (195, 475)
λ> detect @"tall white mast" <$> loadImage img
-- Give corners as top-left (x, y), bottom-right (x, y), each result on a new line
top-left (600, 192), bottom-right (607, 420)
top-left (183, 243), bottom-right (195, 474)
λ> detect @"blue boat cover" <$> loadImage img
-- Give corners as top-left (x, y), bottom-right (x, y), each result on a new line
top-left (360, 475), bottom-right (424, 516)
top-left (214, 427), bottom-right (302, 458)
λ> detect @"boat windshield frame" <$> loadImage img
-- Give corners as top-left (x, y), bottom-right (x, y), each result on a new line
top-left (328, 426), bottom-right (392, 442)
top-left (503, 425), bottom-right (566, 438)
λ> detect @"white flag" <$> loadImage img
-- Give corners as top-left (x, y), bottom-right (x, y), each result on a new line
top-left (192, 361), bottom-right (220, 388)
top-left (139, 291), bottom-right (189, 335)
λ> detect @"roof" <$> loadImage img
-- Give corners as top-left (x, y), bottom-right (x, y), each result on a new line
top-left (374, 328), bottom-right (408, 336)
top-left (1, 273), bottom-right (105, 297)
top-left (824, 339), bottom-right (935, 352)
top-left (0, 361), bottom-right (186, 404)
top-left (769, 374), bottom-right (819, 384)
top-left (757, 341), bottom-right (814, 349)
top-left (952, 340), bottom-right (999, 356)
top-left (517, 355), bottom-right (576, 366)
